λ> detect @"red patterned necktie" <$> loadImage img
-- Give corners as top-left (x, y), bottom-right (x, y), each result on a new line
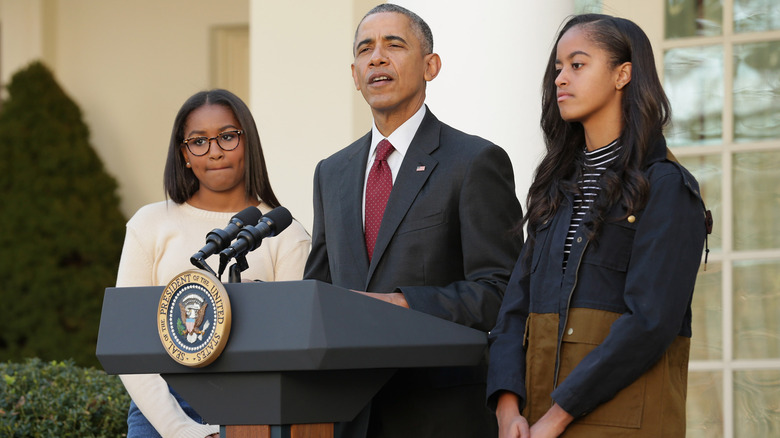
top-left (365, 139), bottom-right (394, 261)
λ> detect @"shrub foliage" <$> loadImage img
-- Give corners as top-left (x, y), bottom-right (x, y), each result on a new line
top-left (0, 61), bottom-right (126, 367)
top-left (0, 358), bottom-right (130, 437)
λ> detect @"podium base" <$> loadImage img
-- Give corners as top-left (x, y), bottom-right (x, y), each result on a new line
top-left (223, 423), bottom-right (333, 438)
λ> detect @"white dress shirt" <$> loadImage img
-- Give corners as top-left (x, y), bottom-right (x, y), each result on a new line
top-left (361, 105), bottom-right (427, 227)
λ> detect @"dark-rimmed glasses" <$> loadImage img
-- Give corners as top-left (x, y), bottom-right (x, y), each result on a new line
top-left (182, 130), bottom-right (243, 156)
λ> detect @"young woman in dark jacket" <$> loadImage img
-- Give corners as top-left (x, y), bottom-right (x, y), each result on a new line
top-left (487, 14), bottom-right (709, 438)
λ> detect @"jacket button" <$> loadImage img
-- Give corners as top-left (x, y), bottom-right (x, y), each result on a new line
top-left (567, 328), bottom-right (574, 335)
top-left (576, 237), bottom-right (582, 243)
top-left (627, 215), bottom-right (636, 223)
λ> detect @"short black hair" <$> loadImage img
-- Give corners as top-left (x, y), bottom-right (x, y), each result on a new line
top-left (354, 3), bottom-right (434, 55)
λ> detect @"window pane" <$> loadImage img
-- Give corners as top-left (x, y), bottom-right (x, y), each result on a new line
top-left (666, 0), bottom-right (723, 38)
top-left (679, 155), bottom-right (722, 250)
top-left (734, 370), bottom-right (780, 437)
top-left (733, 260), bottom-right (780, 360)
top-left (734, 0), bottom-right (780, 32)
top-left (664, 46), bottom-right (724, 146)
top-left (690, 263), bottom-right (722, 360)
top-left (733, 151), bottom-right (780, 250)
top-left (574, 0), bottom-right (602, 13)
top-left (687, 371), bottom-right (724, 438)
top-left (733, 40), bottom-right (780, 142)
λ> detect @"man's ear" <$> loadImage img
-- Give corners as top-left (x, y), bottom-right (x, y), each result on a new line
top-left (424, 53), bottom-right (442, 82)
top-left (351, 63), bottom-right (361, 91)
top-left (616, 62), bottom-right (632, 90)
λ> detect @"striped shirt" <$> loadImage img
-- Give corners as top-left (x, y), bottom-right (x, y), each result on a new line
top-left (563, 140), bottom-right (621, 269)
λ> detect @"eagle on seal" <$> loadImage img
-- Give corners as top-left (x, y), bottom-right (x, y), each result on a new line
top-left (179, 299), bottom-right (208, 335)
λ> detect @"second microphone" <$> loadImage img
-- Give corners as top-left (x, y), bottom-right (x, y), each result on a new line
top-left (219, 206), bottom-right (293, 267)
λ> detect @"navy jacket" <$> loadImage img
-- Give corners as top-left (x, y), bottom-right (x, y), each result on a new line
top-left (487, 137), bottom-right (708, 436)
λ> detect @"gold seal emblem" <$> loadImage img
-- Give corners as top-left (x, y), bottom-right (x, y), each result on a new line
top-left (157, 269), bottom-right (231, 367)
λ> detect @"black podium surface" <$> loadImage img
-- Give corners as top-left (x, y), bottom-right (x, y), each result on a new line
top-left (97, 280), bottom-right (488, 425)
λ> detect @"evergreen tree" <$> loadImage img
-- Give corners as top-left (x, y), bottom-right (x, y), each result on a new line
top-left (0, 61), bottom-right (126, 367)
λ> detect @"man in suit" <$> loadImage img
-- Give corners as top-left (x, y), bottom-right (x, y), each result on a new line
top-left (304, 4), bottom-right (523, 437)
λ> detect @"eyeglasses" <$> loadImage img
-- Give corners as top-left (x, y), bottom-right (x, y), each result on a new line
top-left (182, 130), bottom-right (243, 156)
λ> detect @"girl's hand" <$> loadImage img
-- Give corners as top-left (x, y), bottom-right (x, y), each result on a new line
top-left (500, 415), bottom-right (530, 438)
top-left (496, 392), bottom-right (530, 438)
top-left (529, 403), bottom-right (573, 438)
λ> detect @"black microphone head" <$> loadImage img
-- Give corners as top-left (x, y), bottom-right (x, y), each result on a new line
top-left (262, 207), bottom-right (293, 235)
top-left (234, 206), bottom-right (263, 227)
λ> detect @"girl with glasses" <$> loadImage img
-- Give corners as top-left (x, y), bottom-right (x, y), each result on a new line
top-left (116, 89), bottom-right (311, 438)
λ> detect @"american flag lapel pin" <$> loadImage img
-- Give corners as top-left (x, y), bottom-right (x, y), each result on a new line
top-left (416, 165), bottom-right (426, 172)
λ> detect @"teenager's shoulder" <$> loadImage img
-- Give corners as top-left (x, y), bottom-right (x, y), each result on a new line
top-left (128, 200), bottom-right (232, 228)
top-left (128, 200), bottom-right (175, 223)
top-left (646, 159), bottom-right (703, 206)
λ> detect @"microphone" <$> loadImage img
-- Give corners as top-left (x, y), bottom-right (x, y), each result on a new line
top-left (190, 206), bottom-right (263, 267)
top-left (218, 207), bottom-right (293, 266)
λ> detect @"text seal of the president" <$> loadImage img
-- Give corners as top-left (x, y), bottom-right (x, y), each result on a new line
top-left (157, 269), bottom-right (231, 367)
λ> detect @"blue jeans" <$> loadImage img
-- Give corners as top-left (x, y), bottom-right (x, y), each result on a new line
top-left (127, 386), bottom-right (207, 438)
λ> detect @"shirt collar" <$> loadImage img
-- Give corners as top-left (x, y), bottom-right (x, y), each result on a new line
top-left (369, 105), bottom-right (427, 159)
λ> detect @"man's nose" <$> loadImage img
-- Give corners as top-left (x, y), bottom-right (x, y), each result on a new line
top-left (369, 47), bottom-right (388, 66)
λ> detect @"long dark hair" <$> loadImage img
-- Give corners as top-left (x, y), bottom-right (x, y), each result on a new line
top-left (163, 89), bottom-right (281, 208)
top-left (523, 14), bottom-right (670, 246)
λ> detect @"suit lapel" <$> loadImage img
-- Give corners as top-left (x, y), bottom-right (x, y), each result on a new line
top-left (366, 111), bottom-right (441, 285)
top-left (339, 133), bottom-right (372, 277)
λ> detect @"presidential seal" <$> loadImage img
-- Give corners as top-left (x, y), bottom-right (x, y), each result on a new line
top-left (157, 269), bottom-right (231, 367)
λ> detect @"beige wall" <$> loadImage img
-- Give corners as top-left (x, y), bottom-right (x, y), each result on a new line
top-left (249, 0), bottom-right (374, 231)
top-left (601, 0), bottom-right (664, 69)
top-left (1, 0), bottom-right (250, 219)
top-left (0, 0), bottom-right (45, 88)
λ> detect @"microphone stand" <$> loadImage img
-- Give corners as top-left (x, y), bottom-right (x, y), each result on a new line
top-left (227, 254), bottom-right (250, 283)
top-left (190, 251), bottom-right (250, 283)
top-left (190, 256), bottom-right (218, 278)
top-left (220, 223), bottom-right (270, 282)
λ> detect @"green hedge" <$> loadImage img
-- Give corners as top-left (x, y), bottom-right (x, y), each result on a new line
top-left (0, 358), bottom-right (129, 437)
top-left (0, 61), bottom-right (126, 367)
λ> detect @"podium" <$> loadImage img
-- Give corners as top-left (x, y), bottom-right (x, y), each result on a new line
top-left (96, 280), bottom-right (488, 437)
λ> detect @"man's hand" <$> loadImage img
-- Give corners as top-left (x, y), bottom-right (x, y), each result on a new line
top-left (352, 291), bottom-right (409, 308)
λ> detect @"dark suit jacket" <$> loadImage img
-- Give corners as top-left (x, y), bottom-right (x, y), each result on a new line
top-left (305, 108), bottom-right (523, 437)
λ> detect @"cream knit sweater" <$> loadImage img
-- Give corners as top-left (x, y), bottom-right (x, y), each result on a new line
top-left (117, 200), bottom-right (311, 438)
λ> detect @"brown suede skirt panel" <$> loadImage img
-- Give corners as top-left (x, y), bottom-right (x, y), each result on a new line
top-left (524, 308), bottom-right (691, 437)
